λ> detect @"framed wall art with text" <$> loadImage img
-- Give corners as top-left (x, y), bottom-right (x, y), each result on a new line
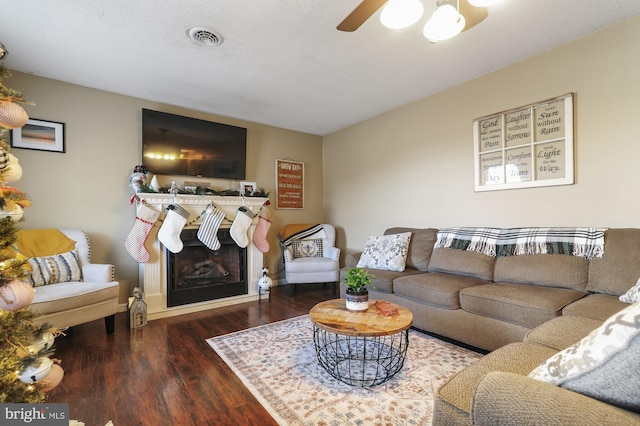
top-left (473, 93), bottom-right (574, 192)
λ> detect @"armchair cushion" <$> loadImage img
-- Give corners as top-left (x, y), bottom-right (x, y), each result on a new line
top-left (28, 250), bottom-right (83, 287)
top-left (292, 238), bottom-right (324, 258)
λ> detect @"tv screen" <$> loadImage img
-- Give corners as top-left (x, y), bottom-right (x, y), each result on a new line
top-left (141, 109), bottom-right (247, 180)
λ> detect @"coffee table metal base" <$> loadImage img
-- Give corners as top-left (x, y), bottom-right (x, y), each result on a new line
top-left (312, 325), bottom-right (409, 387)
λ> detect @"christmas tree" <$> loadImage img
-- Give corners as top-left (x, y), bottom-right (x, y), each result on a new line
top-left (0, 48), bottom-right (63, 402)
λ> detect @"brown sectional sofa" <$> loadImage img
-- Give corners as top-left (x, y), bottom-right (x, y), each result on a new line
top-left (340, 227), bottom-right (640, 425)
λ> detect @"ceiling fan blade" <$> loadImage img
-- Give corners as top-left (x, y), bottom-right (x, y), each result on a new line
top-left (337, 0), bottom-right (389, 32)
top-left (459, 0), bottom-right (488, 32)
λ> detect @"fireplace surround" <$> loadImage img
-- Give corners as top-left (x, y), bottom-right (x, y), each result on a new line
top-left (135, 193), bottom-right (267, 320)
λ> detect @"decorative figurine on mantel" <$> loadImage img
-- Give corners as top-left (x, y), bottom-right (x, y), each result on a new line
top-left (129, 165), bottom-right (148, 193)
top-left (258, 267), bottom-right (273, 301)
top-left (129, 287), bottom-right (147, 329)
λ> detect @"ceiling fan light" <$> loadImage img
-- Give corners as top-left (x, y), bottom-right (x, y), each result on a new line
top-left (380, 0), bottom-right (425, 29)
top-left (468, 0), bottom-right (503, 6)
top-left (423, 4), bottom-right (466, 42)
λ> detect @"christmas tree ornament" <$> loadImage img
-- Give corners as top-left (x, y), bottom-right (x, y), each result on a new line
top-left (197, 205), bottom-right (226, 250)
top-left (0, 279), bottom-right (35, 311)
top-left (0, 203), bottom-right (23, 221)
top-left (125, 202), bottom-right (160, 263)
top-left (38, 363), bottom-right (64, 392)
top-left (230, 206), bottom-right (256, 248)
top-left (25, 332), bottom-right (55, 355)
top-left (157, 204), bottom-right (190, 253)
top-left (19, 357), bottom-right (53, 384)
top-left (0, 101), bottom-right (29, 129)
top-left (252, 201), bottom-right (272, 253)
top-left (1, 153), bottom-right (23, 183)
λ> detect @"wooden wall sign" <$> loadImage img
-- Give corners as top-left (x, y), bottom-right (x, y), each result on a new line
top-left (473, 93), bottom-right (574, 192)
top-left (275, 159), bottom-right (304, 209)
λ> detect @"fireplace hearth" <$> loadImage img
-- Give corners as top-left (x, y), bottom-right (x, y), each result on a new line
top-left (167, 228), bottom-right (247, 307)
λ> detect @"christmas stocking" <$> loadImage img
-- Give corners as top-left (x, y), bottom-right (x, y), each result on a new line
top-left (230, 206), bottom-right (256, 248)
top-left (158, 204), bottom-right (190, 253)
top-left (197, 205), bottom-right (226, 250)
top-left (252, 202), bottom-right (272, 253)
top-left (125, 203), bottom-right (160, 263)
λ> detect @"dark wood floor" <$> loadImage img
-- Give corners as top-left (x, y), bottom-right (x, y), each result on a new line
top-left (46, 284), bottom-right (338, 426)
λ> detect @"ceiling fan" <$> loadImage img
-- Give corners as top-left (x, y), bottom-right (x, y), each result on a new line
top-left (337, 0), bottom-right (489, 34)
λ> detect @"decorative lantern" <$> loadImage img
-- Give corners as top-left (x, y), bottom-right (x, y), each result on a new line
top-left (129, 286), bottom-right (147, 329)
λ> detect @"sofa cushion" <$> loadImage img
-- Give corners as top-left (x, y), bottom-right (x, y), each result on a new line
top-left (28, 250), bottom-right (83, 287)
top-left (524, 316), bottom-right (603, 351)
top-left (357, 232), bottom-right (411, 272)
top-left (393, 272), bottom-right (488, 310)
top-left (434, 342), bottom-right (557, 424)
top-left (494, 254), bottom-right (588, 291)
top-left (528, 302), bottom-right (640, 413)
top-left (340, 267), bottom-right (421, 294)
top-left (562, 293), bottom-right (628, 321)
top-left (384, 227), bottom-right (437, 272)
top-left (428, 247), bottom-right (495, 281)
top-left (620, 278), bottom-right (640, 304)
top-left (460, 283), bottom-right (585, 329)
top-left (587, 228), bottom-right (640, 295)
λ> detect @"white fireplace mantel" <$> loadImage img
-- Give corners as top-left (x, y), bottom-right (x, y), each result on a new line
top-left (135, 193), bottom-right (268, 320)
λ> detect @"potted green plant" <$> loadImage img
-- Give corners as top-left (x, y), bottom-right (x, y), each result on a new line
top-left (343, 267), bottom-right (375, 311)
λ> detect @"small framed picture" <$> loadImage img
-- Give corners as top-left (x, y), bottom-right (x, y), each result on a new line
top-left (240, 181), bottom-right (257, 195)
top-left (10, 118), bottom-right (65, 153)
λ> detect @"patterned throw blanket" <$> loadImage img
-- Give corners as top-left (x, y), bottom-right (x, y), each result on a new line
top-left (279, 224), bottom-right (326, 247)
top-left (435, 227), bottom-right (607, 260)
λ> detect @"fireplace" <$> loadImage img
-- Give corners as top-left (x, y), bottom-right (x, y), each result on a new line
top-left (166, 228), bottom-right (247, 307)
top-left (136, 193), bottom-right (267, 320)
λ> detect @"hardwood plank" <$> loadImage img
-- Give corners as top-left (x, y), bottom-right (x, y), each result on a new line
top-left (46, 284), bottom-right (337, 425)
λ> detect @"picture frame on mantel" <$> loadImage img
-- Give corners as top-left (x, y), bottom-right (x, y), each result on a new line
top-left (275, 159), bottom-right (304, 209)
top-left (473, 93), bottom-right (574, 192)
top-left (10, 118), bottom-right (66, 153)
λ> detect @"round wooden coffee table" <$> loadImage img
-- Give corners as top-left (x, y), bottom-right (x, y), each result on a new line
top-left (309, 298), bottom-right (413, 387)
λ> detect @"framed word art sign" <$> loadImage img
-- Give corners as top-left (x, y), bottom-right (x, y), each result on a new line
top-left (473, 93), bottom-right (574, 192)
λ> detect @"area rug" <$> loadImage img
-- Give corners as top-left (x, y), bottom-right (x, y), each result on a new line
top-left (206, 315), bottom-right (482, 425)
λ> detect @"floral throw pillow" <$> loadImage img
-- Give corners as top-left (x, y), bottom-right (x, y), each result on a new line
top-left (357, 232), bottom-right (412, 272)
top-left (28, 250), bottom-right (83, 287)
top-left (619, 278), bottom-right (640, 303)
top-left (528, 302), bottom-right (640, 412)
top-left (292, 238), bottom-right (324, 258)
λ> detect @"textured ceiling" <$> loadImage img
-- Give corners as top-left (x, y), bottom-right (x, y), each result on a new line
top-left (1, 0), bottom-right (639, 135)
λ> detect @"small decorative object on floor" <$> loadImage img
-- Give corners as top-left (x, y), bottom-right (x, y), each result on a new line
top-left (258, 267), bottom-right (272, 301)
top-left (128, 287), bottom-right (147, 329)
top-left (343, 267), bottom-right (375, 311)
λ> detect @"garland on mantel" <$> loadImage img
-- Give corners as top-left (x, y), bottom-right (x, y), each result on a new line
top-left (136, 183), bottom-right (270, 198)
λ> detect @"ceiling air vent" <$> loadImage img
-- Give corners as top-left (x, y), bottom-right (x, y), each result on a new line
top-left (188, 27), bottom-right (223, 47)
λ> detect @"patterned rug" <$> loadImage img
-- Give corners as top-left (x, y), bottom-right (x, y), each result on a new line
top-left (206, 315), bottom-right (482, 425)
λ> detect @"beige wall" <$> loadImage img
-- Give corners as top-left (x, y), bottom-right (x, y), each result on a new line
top-left (324, 16), bottom-right (640, 258)
top-left (6, 73), bottom-right (324, 301)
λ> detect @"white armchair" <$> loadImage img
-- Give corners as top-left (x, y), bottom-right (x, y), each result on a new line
top-left (281, 224), bottom-right (340, 286)
top-left (21, 229), bottom-right (120, 334)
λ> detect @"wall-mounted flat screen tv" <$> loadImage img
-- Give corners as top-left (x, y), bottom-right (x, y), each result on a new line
top-left (142, 109), bottom-right (247, 180)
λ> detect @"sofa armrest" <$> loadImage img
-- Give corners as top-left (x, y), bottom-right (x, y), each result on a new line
top-left (283, 247), bottom-right (294, 263)
top-left (82, 263), bottom-right (115, 283)
top-left (345, 252), bottom-right (362, 268)
top-left (472, 371), bottom-right (640, 426)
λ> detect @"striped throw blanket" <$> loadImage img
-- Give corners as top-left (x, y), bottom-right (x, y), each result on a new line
top-left (435, 227), bottom-right (607, 260)
top-left (279, 224), bottom-right (327, 247)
